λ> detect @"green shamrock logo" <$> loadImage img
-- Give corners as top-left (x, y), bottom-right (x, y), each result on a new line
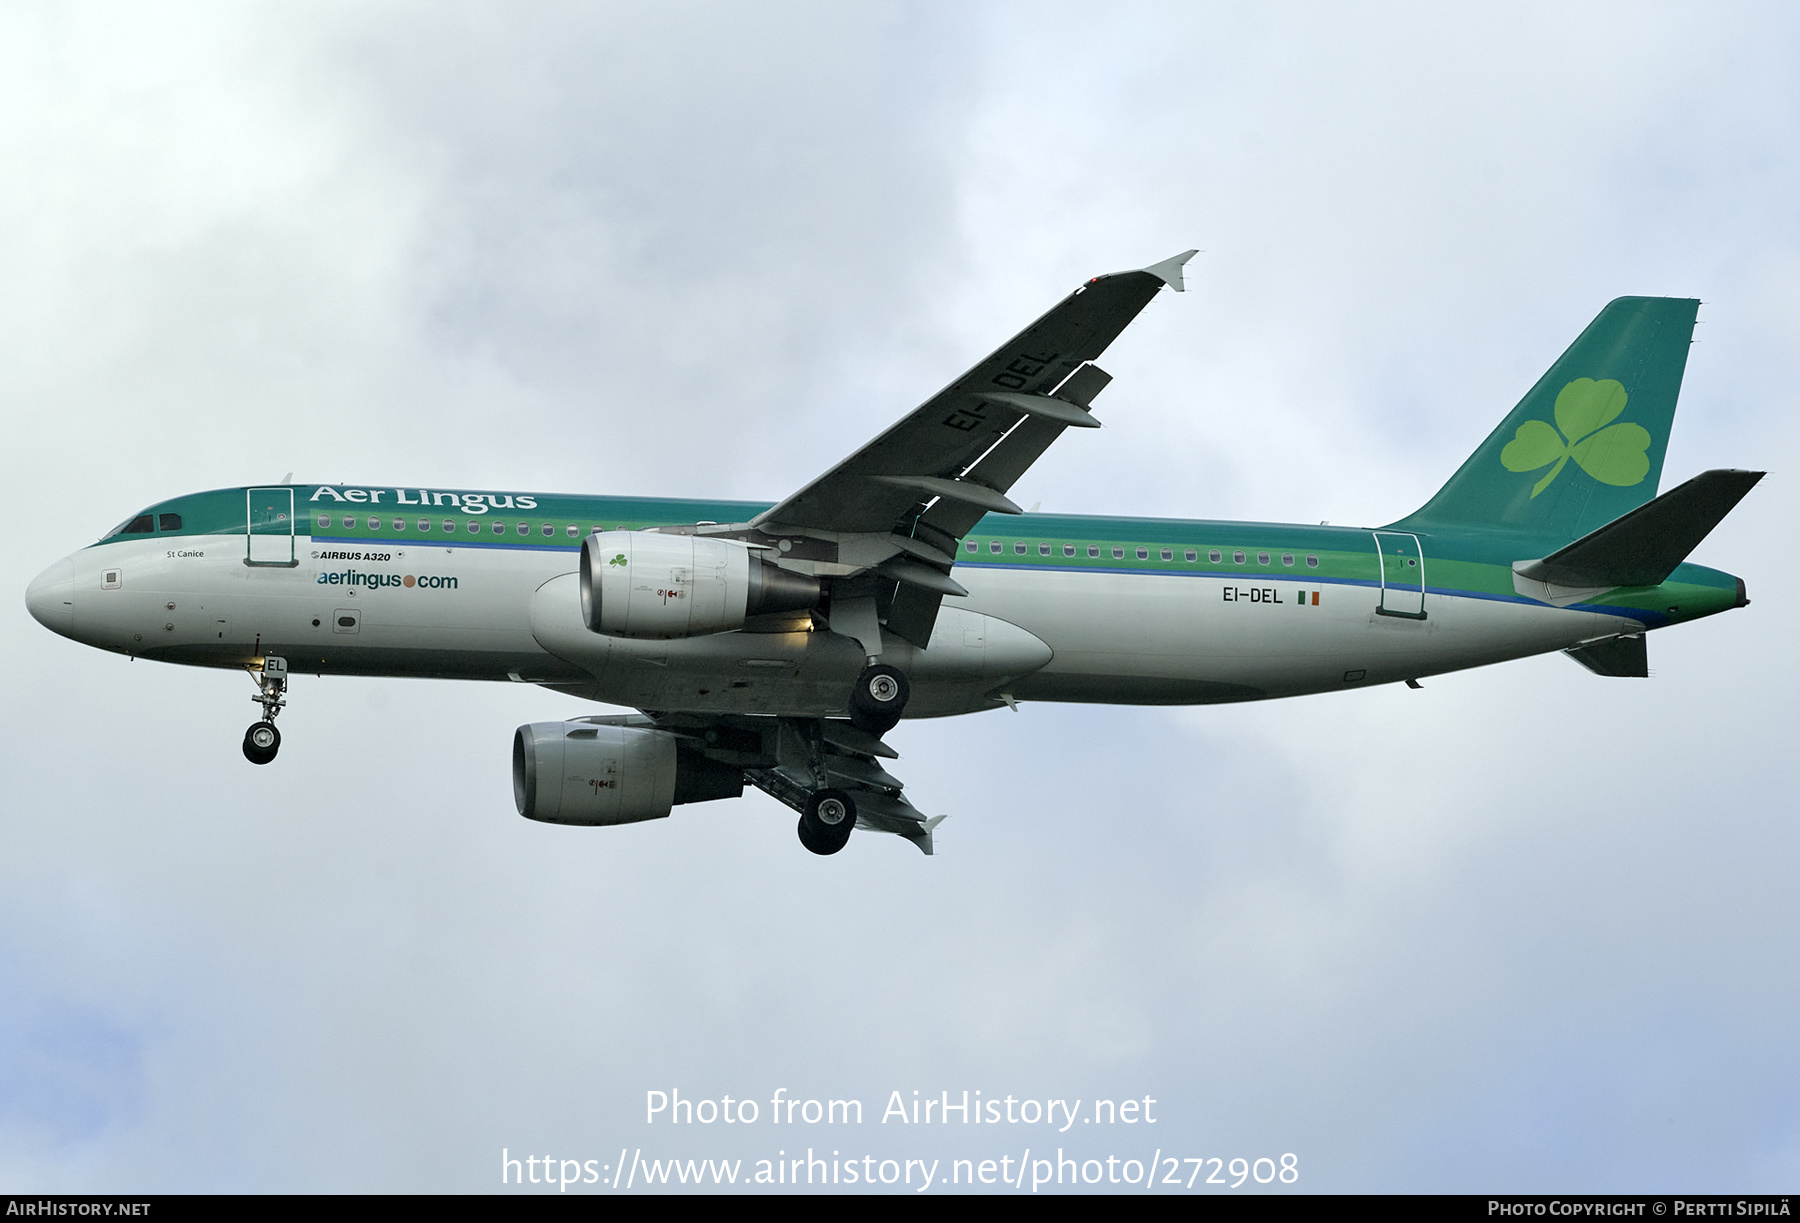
top-left (607, 553), bottom-right (628, 567)
top-left (1500, 378), bottom-right (1652, 498)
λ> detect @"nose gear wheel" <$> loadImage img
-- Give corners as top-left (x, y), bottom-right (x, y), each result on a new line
top-left (243, 720), bottom-right (281, 765)
top-left (243, 656), bottom-right (289, 764)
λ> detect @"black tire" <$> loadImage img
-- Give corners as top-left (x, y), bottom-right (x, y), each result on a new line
top-left (242, 720), bottom-right (280, 765)
top-left (798, 788), bottom-right (856, 855)
top-left (796, 814), bottom-right (832, 855)
top-left (847, 664), bottom-right (909, 736)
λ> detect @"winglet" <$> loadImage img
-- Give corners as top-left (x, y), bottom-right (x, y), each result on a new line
top-left (1143, 249), bottom-right (1199, 293)
top-left (914, 814), bottom-right (948, 856)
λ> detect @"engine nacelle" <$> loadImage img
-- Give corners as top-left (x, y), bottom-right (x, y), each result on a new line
top-left (579, 530), bottom-right (819, 639)
top-left (512, 722), bottom-right (744, 825)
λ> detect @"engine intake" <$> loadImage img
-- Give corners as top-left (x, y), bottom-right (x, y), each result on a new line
top-left (513, 721), bottom-right (744, 825)
top-left (579, 530), bottom-right (819, 639)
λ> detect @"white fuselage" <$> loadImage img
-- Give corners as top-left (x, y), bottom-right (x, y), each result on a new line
top-left (27, 530), bottom-right (1640, 717)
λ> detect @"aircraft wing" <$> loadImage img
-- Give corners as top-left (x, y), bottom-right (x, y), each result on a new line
top-left (751, 250), bottom-right (1196, 539)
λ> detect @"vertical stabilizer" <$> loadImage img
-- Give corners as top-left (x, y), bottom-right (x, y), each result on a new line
top-left (1389, 297), bottom-right (1699, 546)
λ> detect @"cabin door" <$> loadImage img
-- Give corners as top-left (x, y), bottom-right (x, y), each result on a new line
top-left (1372, 531), bottom-right (1426, 619)
top-left (246, 488), bottom-right (296, 566)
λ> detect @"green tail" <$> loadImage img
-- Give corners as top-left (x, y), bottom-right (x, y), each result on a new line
top-left (1389, 296), bottom-right (1699, 547)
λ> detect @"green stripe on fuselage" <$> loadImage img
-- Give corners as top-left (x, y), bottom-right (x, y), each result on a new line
top-left (95, 484), bottom-right (1744, 629)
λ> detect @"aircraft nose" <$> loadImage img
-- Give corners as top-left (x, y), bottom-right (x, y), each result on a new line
top-left (25, 556), bottom-right (75, 638)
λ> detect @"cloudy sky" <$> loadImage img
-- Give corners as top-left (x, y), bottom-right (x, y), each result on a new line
top-left (2, 1), bottom-right (1796, 1193)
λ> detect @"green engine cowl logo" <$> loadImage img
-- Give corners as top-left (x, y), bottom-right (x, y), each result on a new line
top-left (607, 553), bottom-right (628, 567)
top-left (1501, 377), bottom-right (1651, 497)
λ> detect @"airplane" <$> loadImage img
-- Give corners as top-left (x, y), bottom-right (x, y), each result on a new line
top-left (24, 252), bottom-right (1762, 856)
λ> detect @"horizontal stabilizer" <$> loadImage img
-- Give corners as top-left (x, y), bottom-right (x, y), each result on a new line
top-left (1565, 634), bottom-right (1648, 677)
top-left (1515, 469), bottom-right (1763, 589)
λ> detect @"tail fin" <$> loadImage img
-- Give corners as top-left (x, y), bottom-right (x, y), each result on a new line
top-left (1389, 296), bottom-right (1700, 545)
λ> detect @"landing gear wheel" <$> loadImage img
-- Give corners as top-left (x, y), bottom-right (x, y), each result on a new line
top-left (242, 720), bottom-right (281, 765)
top-left (847, 664), bottom-right (909, 736)
top-left (797, 788), bottom-right (856, 855)
top-left (244, 657), bottom-right (288, 765)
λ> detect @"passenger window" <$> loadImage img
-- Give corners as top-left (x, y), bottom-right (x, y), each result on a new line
top-left (368, 517), bottom-right (381, 530)
top-left (1232, 550), bottom-right (1245, 563)
top-left (966, 541), bottom-right (978, 552)
top-left (990, 541), bottom-right (1002, 553)
top-left (516, 522), bottom-right (529, 535)
top-left (417, 519), bottom-right (429, 532)
top-left (1210, 549), bottom-right (1221, 563)
top-left (158, 513), bottom-right (182, 531)
top-left (467, 520), bottom-right (480, 534)
top-left (393, 519), bottom-right (405, 531)
top-left (545, 524), bottom-right (556, 537)
top-left (493, 521), bottom-right (506, 534)
top-left (1112, 546), bottom-right (1124, 559)
top-left (1281, 553), bottom-right (1294, 566)
top-left (317, 514), bottom-right (331, 529)
top-left (1306, 554), bottom-right (1319, 568)
top-left (1185, 549), bottom-right (1197, 562)
top-left (1064, 544), bottom-right (1075, 557)
top-left (442, 519), bottom-right (455, 532)
top-left (1039, 543), bottom-right (1050, 556)
top-left (1257, 551), bottom-right (1270, 565)
top-left (1160, 548), bottom-right (1173, 561)
top-left (1136, 547), bottom-right (1148, 560)
top-left (123, 515), bottom-right (154, 534)
top-left (1015, 542), bottom-right (1026, 555)
top-left (1088, 545), bottom-right (1099, 558)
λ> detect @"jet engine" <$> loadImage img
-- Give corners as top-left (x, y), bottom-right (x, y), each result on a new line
top-left (513, 721), bottom-right (744, 825)
top-left (579, 531), bottom-right (820, 639)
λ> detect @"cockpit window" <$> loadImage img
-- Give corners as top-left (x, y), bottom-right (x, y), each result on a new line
top-left (99, 512), bottom-right (155, 541)
top-left (158, 513), bottom-right (182, 531)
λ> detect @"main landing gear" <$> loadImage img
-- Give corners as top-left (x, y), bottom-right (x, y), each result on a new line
top-left (243, 655), bottom-right (288, 765)
top-left (785, 663), bottom-right (908, 853)
top-left (797, 788), bottom-right (856, 856)
top-left (745, 713), bottom-right (932, 855)
top-left (847, 663), bottom-right (909, 736)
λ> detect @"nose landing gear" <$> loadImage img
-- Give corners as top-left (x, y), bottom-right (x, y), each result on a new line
top-left (243, 656), bottom-right (288, 765)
